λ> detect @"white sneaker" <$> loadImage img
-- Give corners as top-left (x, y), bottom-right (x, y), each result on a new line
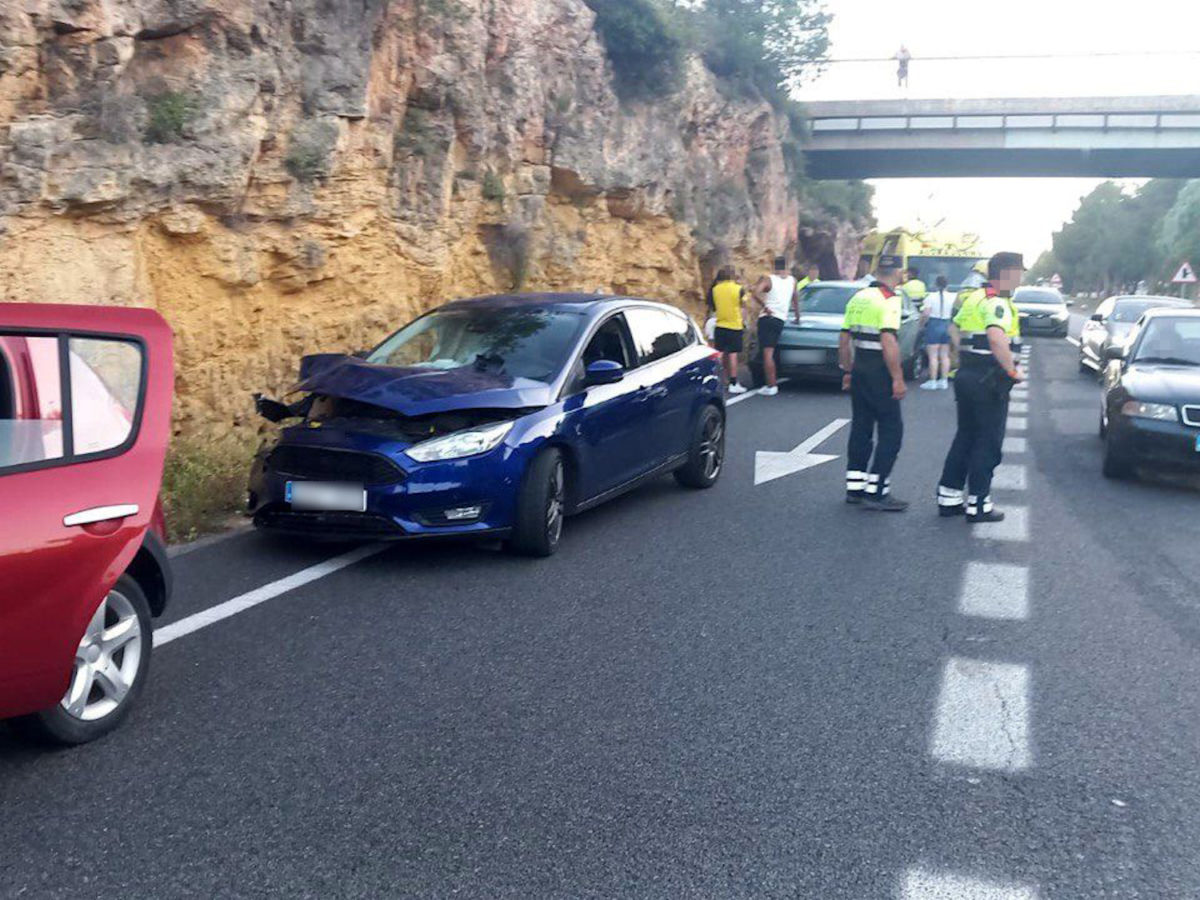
top-left (760, 385), bottom-right (779, 396)
top-left (920, 380), bottom-right (938, 390)
top-left (938, 379), bottom-right (949, 390)
top-left (728, 382), bottom-right (748, 395)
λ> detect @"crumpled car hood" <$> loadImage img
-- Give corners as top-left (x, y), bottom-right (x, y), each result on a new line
top-left (291, 355), bottom-right (554, 416)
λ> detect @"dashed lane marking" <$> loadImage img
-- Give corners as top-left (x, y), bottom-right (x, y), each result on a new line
top-left (902, 868), bottom-right (1039, 900)
top-left (969, 505), bottom-right (1029, 541)
top-left (1002, 436), bottom-right (1027, 454)
top-left (1007, 417), bottom-right (1027, 432)
top-left (960, 562), bottom-right (1030, 621)
top-left (154, 544), bottom-right (388, 647)
top-left (991, 464), bottom-right (1027, 491)
top-left (932, 657), bottom-right (1032, 771)
top-left (1009, 401), bottom-right (1028, 414)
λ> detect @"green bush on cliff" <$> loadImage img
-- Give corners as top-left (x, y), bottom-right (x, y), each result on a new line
top-left (161, 432), bottom-right (256, 543)
top-left (583, 0), bottom-right (685, 100)
top-left (143, 92), bottom-right (198, 144)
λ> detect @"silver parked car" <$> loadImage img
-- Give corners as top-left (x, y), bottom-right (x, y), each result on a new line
top-left (1079, 295), bottom-right (1193, 374)
top-left (1013, 286), bottom-right (1070, 336)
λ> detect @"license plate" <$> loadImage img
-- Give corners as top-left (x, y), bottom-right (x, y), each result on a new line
top-left (782, 349), bottom-right (828, 365)
top-left (286, 481), bottom-right (366, 512)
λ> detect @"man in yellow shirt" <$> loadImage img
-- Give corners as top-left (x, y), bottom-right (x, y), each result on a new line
top-left (708, 267), bottom-right (749, 394)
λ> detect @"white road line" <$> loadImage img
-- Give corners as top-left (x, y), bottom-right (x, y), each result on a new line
top-left (932, 657), bottom-right (1032, 771)
top-left (1065, 336), bottom-right (1081, 347)
top-left (1007, 417), bottom-right (1027, 432)
top-left (1009, 401), bottom-right (1027, 414)
top-left (168, 521), bottom-right (253, 559)
top-left (991, 464), bottom-right (1027, 491)
top-left (725, 377), bottom-right (791, 407)
top-left (1002, 436), bottom-right (1026, 454)
top-left (970, 506), bottom-right (1030, 542)
top-left (960, 562), bottom-right (1030, 621)
top-left (902, 868), bottom-right (1039, 900)
top-left (154, 544), bottom-right (387, 646)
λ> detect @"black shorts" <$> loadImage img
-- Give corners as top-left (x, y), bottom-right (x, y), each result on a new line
top-left (758, 315), bottom-right (784, 349)
top-left (714, 326), bottom-right (743, 353)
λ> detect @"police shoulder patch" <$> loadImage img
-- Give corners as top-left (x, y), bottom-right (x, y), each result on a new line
top-left (994, 304), bottom-right (1007, 319)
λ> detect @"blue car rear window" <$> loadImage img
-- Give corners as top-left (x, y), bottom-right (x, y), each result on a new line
top-left (368, 307), bottom-right (586, 383)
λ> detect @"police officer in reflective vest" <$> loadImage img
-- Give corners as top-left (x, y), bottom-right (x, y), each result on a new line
top-left (840, 256), bottom-right (908, 511)
top-left (936, 251), bottom-right (1025, 522)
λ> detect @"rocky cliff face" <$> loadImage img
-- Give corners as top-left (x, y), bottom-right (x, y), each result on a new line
top-left (0, 0), bottom-right (852, 434)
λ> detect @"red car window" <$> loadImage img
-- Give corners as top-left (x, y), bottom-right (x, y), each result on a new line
top-left (0, 335), bottom-right (65, 469)
top-left (68, 337), bottom-right (141, 456)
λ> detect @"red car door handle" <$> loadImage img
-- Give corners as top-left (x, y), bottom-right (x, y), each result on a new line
top-left (63, 504), bottom-right (139, 527)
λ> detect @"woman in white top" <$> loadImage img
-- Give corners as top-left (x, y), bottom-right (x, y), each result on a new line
top-left (921, 275), bottom-right (954, 390)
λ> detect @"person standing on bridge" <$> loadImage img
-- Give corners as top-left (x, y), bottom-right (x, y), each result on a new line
top-left (840, 256), bottom-right (908, 511)
top-left (936, 252), bottom-right (1025, 523)
top-left (895, 45), bottom-right (912, 88)
top-left (752, 256), bottom-right (797, 396)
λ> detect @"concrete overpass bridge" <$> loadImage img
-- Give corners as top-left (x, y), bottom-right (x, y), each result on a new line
top-left (802, 96), bottom-right (1200, 178)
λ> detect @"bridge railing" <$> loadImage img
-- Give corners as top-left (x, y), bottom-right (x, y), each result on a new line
top-left (810, 112), bottom-right (1200, 134)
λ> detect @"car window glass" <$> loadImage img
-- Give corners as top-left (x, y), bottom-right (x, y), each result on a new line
top-left (582, 316), bottom-right (631, 369)
top-left (801, 286), bottom-right (857, 314)
top-left (0, 335), bottom-right (64, 471)
top-left (69, 338), bottom-right (142, 455)
top-left (1132, 319), bottom-right (1200, 365)
top-left (368, 308), bottom-right (584, 384)
top-left (1096, 298), bottom-right (1116, 319)
top-left (625, 308), bottom-right (692, 365)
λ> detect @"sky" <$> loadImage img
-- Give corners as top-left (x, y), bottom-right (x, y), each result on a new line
top-left (794, 0), bottom-right (1200, 261)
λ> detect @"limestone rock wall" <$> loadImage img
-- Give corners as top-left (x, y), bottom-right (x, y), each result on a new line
top-left (0, 0), bottom-right (848, 435)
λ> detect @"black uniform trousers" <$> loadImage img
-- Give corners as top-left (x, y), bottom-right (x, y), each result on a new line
top-left (847, 360), bottom-right (903, 496)
top-left (939, 361), bottom-right (1011, 505)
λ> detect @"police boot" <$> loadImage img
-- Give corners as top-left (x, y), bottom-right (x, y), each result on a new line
top-left (965, 495), bottom-right (1004, 523)
top-left (863, 493), bottom-right (909, 512)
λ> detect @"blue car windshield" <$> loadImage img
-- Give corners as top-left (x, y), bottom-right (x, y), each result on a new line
top-left (801, 286), bottom-right (858, 314)
top-left (368, 307), bottom-right (586, 383)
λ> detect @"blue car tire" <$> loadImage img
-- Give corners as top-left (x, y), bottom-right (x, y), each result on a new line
top-left (507, 447), bottom-right (566, 557)
top-left (675, 405), bottom-right (725, 489)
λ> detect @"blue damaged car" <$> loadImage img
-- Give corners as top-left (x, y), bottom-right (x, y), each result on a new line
top-left (248, 294), bottom-right (725, 556)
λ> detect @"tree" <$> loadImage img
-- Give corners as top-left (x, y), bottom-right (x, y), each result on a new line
top-left (1157, 180), bottom-right (1200, 288)
top-left (1047, 180), bottom-right (1185, 294)
top-left (691, 0), bottom-right (830, 104)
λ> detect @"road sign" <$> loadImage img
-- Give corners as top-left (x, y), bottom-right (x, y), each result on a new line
top-left (1172, 262), bottom-right (1197, 284)
top-left (1050, 273), bottom-right (1063, 289)
top-left (754, 418), bottom-right (849, 485)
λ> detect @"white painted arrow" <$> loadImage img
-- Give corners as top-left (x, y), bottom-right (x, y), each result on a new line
top-left (754, 418), bottom-right (851, 486)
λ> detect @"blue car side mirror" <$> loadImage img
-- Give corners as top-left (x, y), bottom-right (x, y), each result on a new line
top-left (585, 359), bottom-right (625, 386)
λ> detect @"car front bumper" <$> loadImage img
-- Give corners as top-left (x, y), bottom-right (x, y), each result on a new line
top-left (1019, 315), bottom-right (1069, 335)
top-left (1110, 415), bottom-right (1200, 470)
top-left (248, 438), bottom-right (529, 541)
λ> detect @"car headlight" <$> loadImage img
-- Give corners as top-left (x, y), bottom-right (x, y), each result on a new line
top-left (1052, 311), bottom-right (1068, 321)
top-left (1120, 401), bottom-right (1178, 422)
top-left (407, 421), bottom-right (514, 462)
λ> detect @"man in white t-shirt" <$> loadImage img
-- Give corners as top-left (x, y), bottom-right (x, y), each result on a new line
top-left (752, 256), bottom-right (797, 396)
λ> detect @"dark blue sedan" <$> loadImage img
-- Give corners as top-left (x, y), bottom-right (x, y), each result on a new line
top-left (248, 294), bottom-right (725, 555)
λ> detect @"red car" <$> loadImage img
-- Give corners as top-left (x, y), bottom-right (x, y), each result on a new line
top-left (0, 304), bottom-right (174, 744)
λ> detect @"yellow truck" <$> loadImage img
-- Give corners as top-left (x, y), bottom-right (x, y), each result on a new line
top-left (857, 229), bottom-right (986, 291)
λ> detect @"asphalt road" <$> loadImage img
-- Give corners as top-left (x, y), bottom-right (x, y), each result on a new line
top-left (3, 336), bottom-right (1199, 899)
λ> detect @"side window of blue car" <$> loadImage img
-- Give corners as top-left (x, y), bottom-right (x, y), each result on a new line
top-left (625, 308), bottom-right (694, 366)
